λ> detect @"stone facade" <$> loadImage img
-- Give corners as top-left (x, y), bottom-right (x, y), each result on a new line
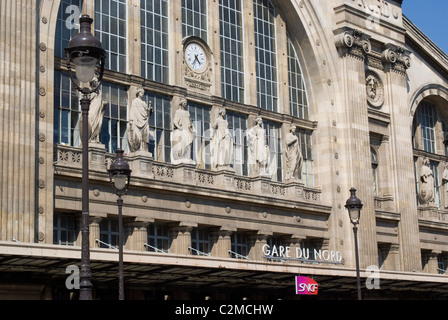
top-left (0, 0), bottom-right (448, 299)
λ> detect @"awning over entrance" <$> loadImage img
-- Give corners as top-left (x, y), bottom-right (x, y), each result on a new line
top-left (0, 241), bottom-right (447, 299)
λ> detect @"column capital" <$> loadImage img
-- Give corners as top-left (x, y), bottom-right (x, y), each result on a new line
top-left (381, 43), bottom-right (411, 74)
top-left (334, 27), bottom-right (371, 60)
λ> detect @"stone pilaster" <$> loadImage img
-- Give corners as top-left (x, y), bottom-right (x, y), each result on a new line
top-left (89, 216), bottom-right (103, 248)
top-left (125, 220), bottom-right (151, 252)
top-left (247, 231), bottom-right (272, 261)
top-left (423, 250), bottom-right (440, 274)
top-left (169, 222), bottom-right (196, 255)
top-left (335, 27), bottom-right (378, 268)
top-left (210, 228), bottom-right (234, 258)
top-left (0, 1), bottom-right (37, 243)
top-left (382, 44), bottom-right (421, 272)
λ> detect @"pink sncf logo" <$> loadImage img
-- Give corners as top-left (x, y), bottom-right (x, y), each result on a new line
top-left (295, 276), bottom-right (318, 295)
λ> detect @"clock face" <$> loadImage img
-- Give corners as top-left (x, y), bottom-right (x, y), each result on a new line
top-left (185, 43), bottom-right (207, 72)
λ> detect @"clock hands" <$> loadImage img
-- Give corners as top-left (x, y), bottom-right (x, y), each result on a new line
top-left (193, 54), bottom-right (201, 67)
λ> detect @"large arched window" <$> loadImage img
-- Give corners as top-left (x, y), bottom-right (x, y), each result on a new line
top-left (413, 100), bottom-right (448, 208)
top-left (53, 0), bottom-right (313, 184)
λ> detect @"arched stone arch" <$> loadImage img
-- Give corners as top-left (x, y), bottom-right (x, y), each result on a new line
top-left (277, 0), bottom-right (341, 115)
top-left (276, 0), bottom-right (346, 266)
top-left (410, 84), bottom-right (448, 118)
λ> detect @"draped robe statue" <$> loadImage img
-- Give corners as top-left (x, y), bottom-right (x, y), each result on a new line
top-left (247, 116), bottom-right (269, 176)
top-left (418, 157), bottom-right (435, 205)
top-left (285, 124), bottom-right (303, 182)
top-left (79, 76), bottom-right (106, 144)
top-left (211, 107), bottom-right (234, 170)
top-left (443, 163), bottom-right (448, 208)
top-left (171, 98), bottom-right (195, 164)
top-left (128, 88), bottom-right (152, 153)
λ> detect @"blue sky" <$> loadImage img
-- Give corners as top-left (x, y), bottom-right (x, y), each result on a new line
top-left (402, 1), bottom-right (448, 54)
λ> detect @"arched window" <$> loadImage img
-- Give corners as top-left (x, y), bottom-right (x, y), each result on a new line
top-left (288, 34), bottom-right (309, 120)
top-left (412, 100), bottom-right (448, 208)
top-left (53, 0), bottom-right (313, 184)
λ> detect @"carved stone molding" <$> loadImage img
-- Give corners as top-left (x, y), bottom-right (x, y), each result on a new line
top-left (366, 70), bottom-right (385, 109)
top-left (335, 28), bottom-right (371, 60)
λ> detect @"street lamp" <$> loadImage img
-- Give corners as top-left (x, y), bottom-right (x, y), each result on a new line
top-left (108, 149), bottom-right (132, 300)
top-left (65, 14), bottom-right (106, 300)
top-left (345, 187), bottom-right (363, 300)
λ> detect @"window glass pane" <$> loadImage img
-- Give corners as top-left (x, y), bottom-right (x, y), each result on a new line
top-left (220, 0), bottom-right (244, 103)
top-left (227, 111), bottom-right (248, 176)
top-left (188, 102), bottom-right (212, 169)
top-left (287, 34), bottom-right (309, 120)
top-left (191, 228), bottom-right (210, 255)
top-left (253, 0), bottom-right (278, 112)
top-left (53, 213), bottom-right (77, 245)
top-left (55, 0), bottom-right (83, 58)
top-left (99, 82), bottom-right (128, 153)
top-left (182, 0), bottom-right (207, 40)
top-left (261, 119), bottom-right (282, 182)
top-left (418, 102), bottom-right (437, 154)
top-left (144, 92), bottom-right (172, 162)
top-left (54, 70), bottom-right (81, 146)
top-left (147, 223), bottom-right (170, 252)
top-left (141, 0), bottom-right (169, 83)
top-left (95, 0), bottom-right (127, 73)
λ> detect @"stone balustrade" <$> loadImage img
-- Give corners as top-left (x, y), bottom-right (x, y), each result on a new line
top-left (54, 144), bottom-right (321, 204)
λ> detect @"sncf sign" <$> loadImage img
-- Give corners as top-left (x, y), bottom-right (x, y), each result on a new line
top-left (295, 276), bottom-right (318, 295)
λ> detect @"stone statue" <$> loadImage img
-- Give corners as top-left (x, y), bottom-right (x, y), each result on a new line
top-left (79, 75), bottom-right (106, 144)
top-left (418, 157), bottom-right (434, 205)
top-left (285, 124), bottom-right (303, 182)
top-left (171, 98), bottom-right (195, 164)
top-left (211, 107), bottom-right (234, 170)
top-left (443, 163), bottom-right (448, 208)
top-left (128, 87), bottom-right (153, 153)
top-left (247, 116), bottom-right (270, 176)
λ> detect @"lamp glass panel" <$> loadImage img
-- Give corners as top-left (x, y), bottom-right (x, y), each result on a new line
top-left (112, 173), bottom-right (127, 191)
top-left (349, 207), bottom-right (360, 223)
top-left (73, 55), bottom-right (98, 83)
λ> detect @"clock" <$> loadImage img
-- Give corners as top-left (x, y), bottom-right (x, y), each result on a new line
top-left (185, 42), bottom-right (207, 72)
top-left (182, 36), bottom-right (212, 91)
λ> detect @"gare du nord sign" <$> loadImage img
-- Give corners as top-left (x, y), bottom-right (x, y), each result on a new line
top-left (262, 244), bottom-right (343, 265)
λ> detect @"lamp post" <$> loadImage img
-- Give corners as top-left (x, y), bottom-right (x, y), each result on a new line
top-left (108, 149), bottom-right (132, 300)
top-left (345, 187), bottom-right (363, 300)
top-left (65, 14), bottom-right (106, 300)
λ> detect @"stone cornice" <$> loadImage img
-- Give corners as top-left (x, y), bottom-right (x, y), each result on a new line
top-left (403, 15), bottom-right (448, 79)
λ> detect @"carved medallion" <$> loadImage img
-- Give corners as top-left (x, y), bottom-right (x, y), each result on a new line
top-left (366, 72), bottom-right (384, 108)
